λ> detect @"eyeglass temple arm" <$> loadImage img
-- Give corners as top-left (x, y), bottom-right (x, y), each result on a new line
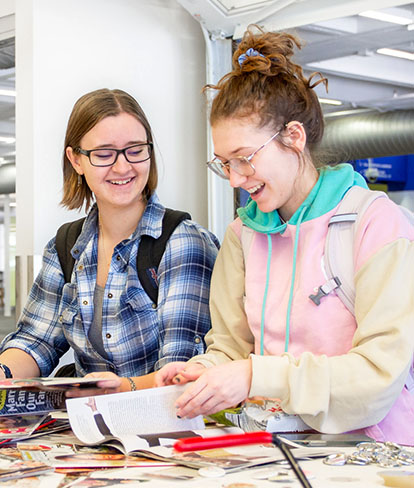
top-left (173, 431), bottom-right (313, 488)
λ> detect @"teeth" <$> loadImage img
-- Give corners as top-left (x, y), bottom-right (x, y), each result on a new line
top-left (109, 178), bottom-right (132, 185)
top-left (247, 183), bottom-right (264, 194)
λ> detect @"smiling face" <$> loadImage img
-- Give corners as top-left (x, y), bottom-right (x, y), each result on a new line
top-left (212, 117), bottom-right (317, 220)
top-left (66, 112), bottom-right (150, 212)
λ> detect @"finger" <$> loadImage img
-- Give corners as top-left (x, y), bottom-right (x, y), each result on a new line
top-left (154, 362), bottom-right (187, 387)
top-left (172, 373), bottom-right (191, 385)
top-left (95, 379), bottom-right (121, 389)
top-left (177, 369), bottom-right (204, 382)
top-left (66, 387), bottom-right (104, 398)
top-left (175, 376), bottom-right (208, 409)
top-left (176, 381), bottom-right (214, 418)
top-left (155, 370), bottom-right (178, 387)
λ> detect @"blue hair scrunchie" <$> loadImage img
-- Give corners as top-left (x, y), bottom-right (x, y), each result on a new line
top-left (238, 48), bottom-right (265, 67)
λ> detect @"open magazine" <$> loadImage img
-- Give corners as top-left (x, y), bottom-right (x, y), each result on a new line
top-left (65, 385), bottom-right (287, 473)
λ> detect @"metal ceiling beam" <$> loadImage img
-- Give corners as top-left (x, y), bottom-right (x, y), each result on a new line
top-left (295, 25), bottom-right (414, 64)
top-left (256, 0), bottom-right (411, 33)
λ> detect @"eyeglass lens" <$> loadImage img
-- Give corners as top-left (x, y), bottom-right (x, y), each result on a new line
top-left (209, 157), bottom-right (253, 179)
top-left (90, 144), bottom-right (151, 166)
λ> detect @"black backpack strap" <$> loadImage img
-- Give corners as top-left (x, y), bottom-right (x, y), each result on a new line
top-left (55, 218), bottom-right (86, 283)
top-left (137, 208), bottom-right (191, 304)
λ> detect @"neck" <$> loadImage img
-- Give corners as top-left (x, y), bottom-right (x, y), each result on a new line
top-left (97, 199), bottom-right (146, 242)
top-left (279, 163), bottom-right (319, 222)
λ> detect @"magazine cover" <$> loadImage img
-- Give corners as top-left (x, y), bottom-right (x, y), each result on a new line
top-left (0, 389), bottom-right (66, 416)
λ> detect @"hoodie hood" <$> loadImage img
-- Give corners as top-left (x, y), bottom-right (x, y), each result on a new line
top-left (237, 163), bottom-right (367, 234)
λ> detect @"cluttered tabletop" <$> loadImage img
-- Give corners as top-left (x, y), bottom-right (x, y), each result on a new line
top-left (0, 379), bottom-right (412, 487)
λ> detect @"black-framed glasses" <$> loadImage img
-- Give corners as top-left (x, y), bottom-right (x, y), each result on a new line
top-left (76, 143), bottom-right (153, 167)
top-left (206, 130), bottom-right (281, 180)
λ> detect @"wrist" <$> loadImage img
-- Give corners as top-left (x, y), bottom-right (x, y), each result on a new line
top-left (126, 377), bottom-right (137, 392)
top-left (120, 377), bottom-right (137, 392)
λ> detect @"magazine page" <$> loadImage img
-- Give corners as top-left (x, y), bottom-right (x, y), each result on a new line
top-left (140, 440), bottom-right (284, 473)
top-left (66, 385), bottom-right (204, 452)
top-left (0, 414), bottom-right (48, 440)
top-left (0, 377), bottom-right (108, 392)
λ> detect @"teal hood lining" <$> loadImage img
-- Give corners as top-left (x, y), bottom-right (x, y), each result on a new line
top-left (237, 163), bottom-right (367, 235)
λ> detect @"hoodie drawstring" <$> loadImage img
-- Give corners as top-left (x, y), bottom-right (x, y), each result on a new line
top-left (259, 206), bottom-right (308, 355)
top-left (284, 205), bottom-right (307, 352)
top-left (259, 233), bottom-right (273, 355)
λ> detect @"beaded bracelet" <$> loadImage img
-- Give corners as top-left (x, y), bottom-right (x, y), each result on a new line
top-left (126, 377), bottom-right (136, 391)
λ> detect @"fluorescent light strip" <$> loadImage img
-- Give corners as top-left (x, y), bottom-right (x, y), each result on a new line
top-left (359, 10), bottom-right (413, 25)
top-left (377, 48), bottom-right (414, 61)
top-left (0, 136), bottom-right (16, 144)
top-left (319, 97), bottom-right (342, 106)
top-left (0, 89), bottom-right (16, 97)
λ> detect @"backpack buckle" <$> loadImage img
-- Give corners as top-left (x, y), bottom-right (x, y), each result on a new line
top-left (309, 277), bottom-right (342, 306)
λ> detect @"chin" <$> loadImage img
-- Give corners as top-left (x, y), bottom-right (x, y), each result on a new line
top-left (256, 202), bottom-right (277, 214)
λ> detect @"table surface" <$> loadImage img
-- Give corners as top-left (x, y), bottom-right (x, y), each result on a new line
top-left (77, 446), bottom-right (413, 487)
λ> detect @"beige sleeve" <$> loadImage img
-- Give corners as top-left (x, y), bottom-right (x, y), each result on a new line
top-left (249, 239), bottom-right (414, 433)
top-left (189, 225), bottom-right (255, 368)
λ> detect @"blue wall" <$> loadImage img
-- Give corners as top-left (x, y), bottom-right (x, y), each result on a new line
top-left (354, 154), bottom-right (414, 191)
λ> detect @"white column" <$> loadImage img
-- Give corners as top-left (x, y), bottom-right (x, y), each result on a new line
top-left (15, 0), bottom-right (208, 311)
top-left (202, 28), bottom-right (234, 242)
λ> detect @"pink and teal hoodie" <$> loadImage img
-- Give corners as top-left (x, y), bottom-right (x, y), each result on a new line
top-left (194, 164), bottom-right (414, 445)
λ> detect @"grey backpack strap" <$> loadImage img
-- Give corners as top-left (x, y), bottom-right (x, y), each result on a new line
top-left (310, 186), bottom-right (387, 313)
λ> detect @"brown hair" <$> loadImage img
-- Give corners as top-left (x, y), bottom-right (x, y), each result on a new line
top-left (61, 88), bottom-right (158, 211)
top-left (204, 26), bottom-right (327, 164)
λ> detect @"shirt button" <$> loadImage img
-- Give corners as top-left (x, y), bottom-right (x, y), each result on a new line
top-left (108, 293), bottom-right (113, 298)
top-left (73, 249), bottom-right (79, 254)
top-left (151, 303), bottom-right (157, 309)
top-left (78, 265), bottom-right (84, 271)
top-left (106, 333), bottom-right (111, 339)
top-left (83, 300), bottom-right (88, 305)
top-left (116, 255), bottom-right (121, 261)
top-left (58, 315), bottom-right (63, 323)
top-left (194, 336), bottom-right (201, 344)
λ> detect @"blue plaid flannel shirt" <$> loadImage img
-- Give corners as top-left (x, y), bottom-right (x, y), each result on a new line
top-left (1, 194), bottom-right (220, 377)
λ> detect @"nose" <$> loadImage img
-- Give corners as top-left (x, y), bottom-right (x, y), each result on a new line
top-left (111, 151), bottom-right (130, 173)
top-left (229, 167), bottom-right (247, 188)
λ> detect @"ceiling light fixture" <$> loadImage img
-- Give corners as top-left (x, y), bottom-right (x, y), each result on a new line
top-left (377, 48), bottom-right (414, 61)
top-left (319, 97), bottom-right (342, 106)
top-left (359, 10), bottom-right (413, 25)
top-left (407, 23), bottom-right (414, 31)
top-left (0, 89), bottom-right (16, 97)
top-left (0, 136), bottom-right (16, 144)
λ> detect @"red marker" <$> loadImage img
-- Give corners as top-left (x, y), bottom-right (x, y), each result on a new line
top-left (174, 431), bottom-right (272, 452)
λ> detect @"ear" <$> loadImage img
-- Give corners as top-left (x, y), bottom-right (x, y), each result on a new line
top-left (284, 121), bottom-right (307, 153)
top-left (66, 146), bottom-right (84, 175)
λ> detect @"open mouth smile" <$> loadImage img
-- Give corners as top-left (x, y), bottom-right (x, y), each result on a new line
top-left (108, 177), bottom-right (134, 186)
top-left (246, 183), bottom-right (264, 195)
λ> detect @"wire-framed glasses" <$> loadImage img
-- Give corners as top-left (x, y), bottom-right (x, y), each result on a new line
top-left (76, 143), bottom-right (153, 167)
top-left (206, 130), bottom-right (280, 180)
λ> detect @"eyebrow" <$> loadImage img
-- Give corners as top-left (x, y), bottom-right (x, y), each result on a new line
top-left (214, 146), bottom-right (254, 159)
top-left (93, 140), bottom-right (146, 149)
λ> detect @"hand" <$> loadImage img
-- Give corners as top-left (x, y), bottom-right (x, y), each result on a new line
top-left (172, 362), bottom-right (207, 385)
top-left (66, 371), bottom-right (123, 398)
top-left (175, 359), bottom-right (252, 419)
top-left (154, 361), bottom-right (189, 387)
